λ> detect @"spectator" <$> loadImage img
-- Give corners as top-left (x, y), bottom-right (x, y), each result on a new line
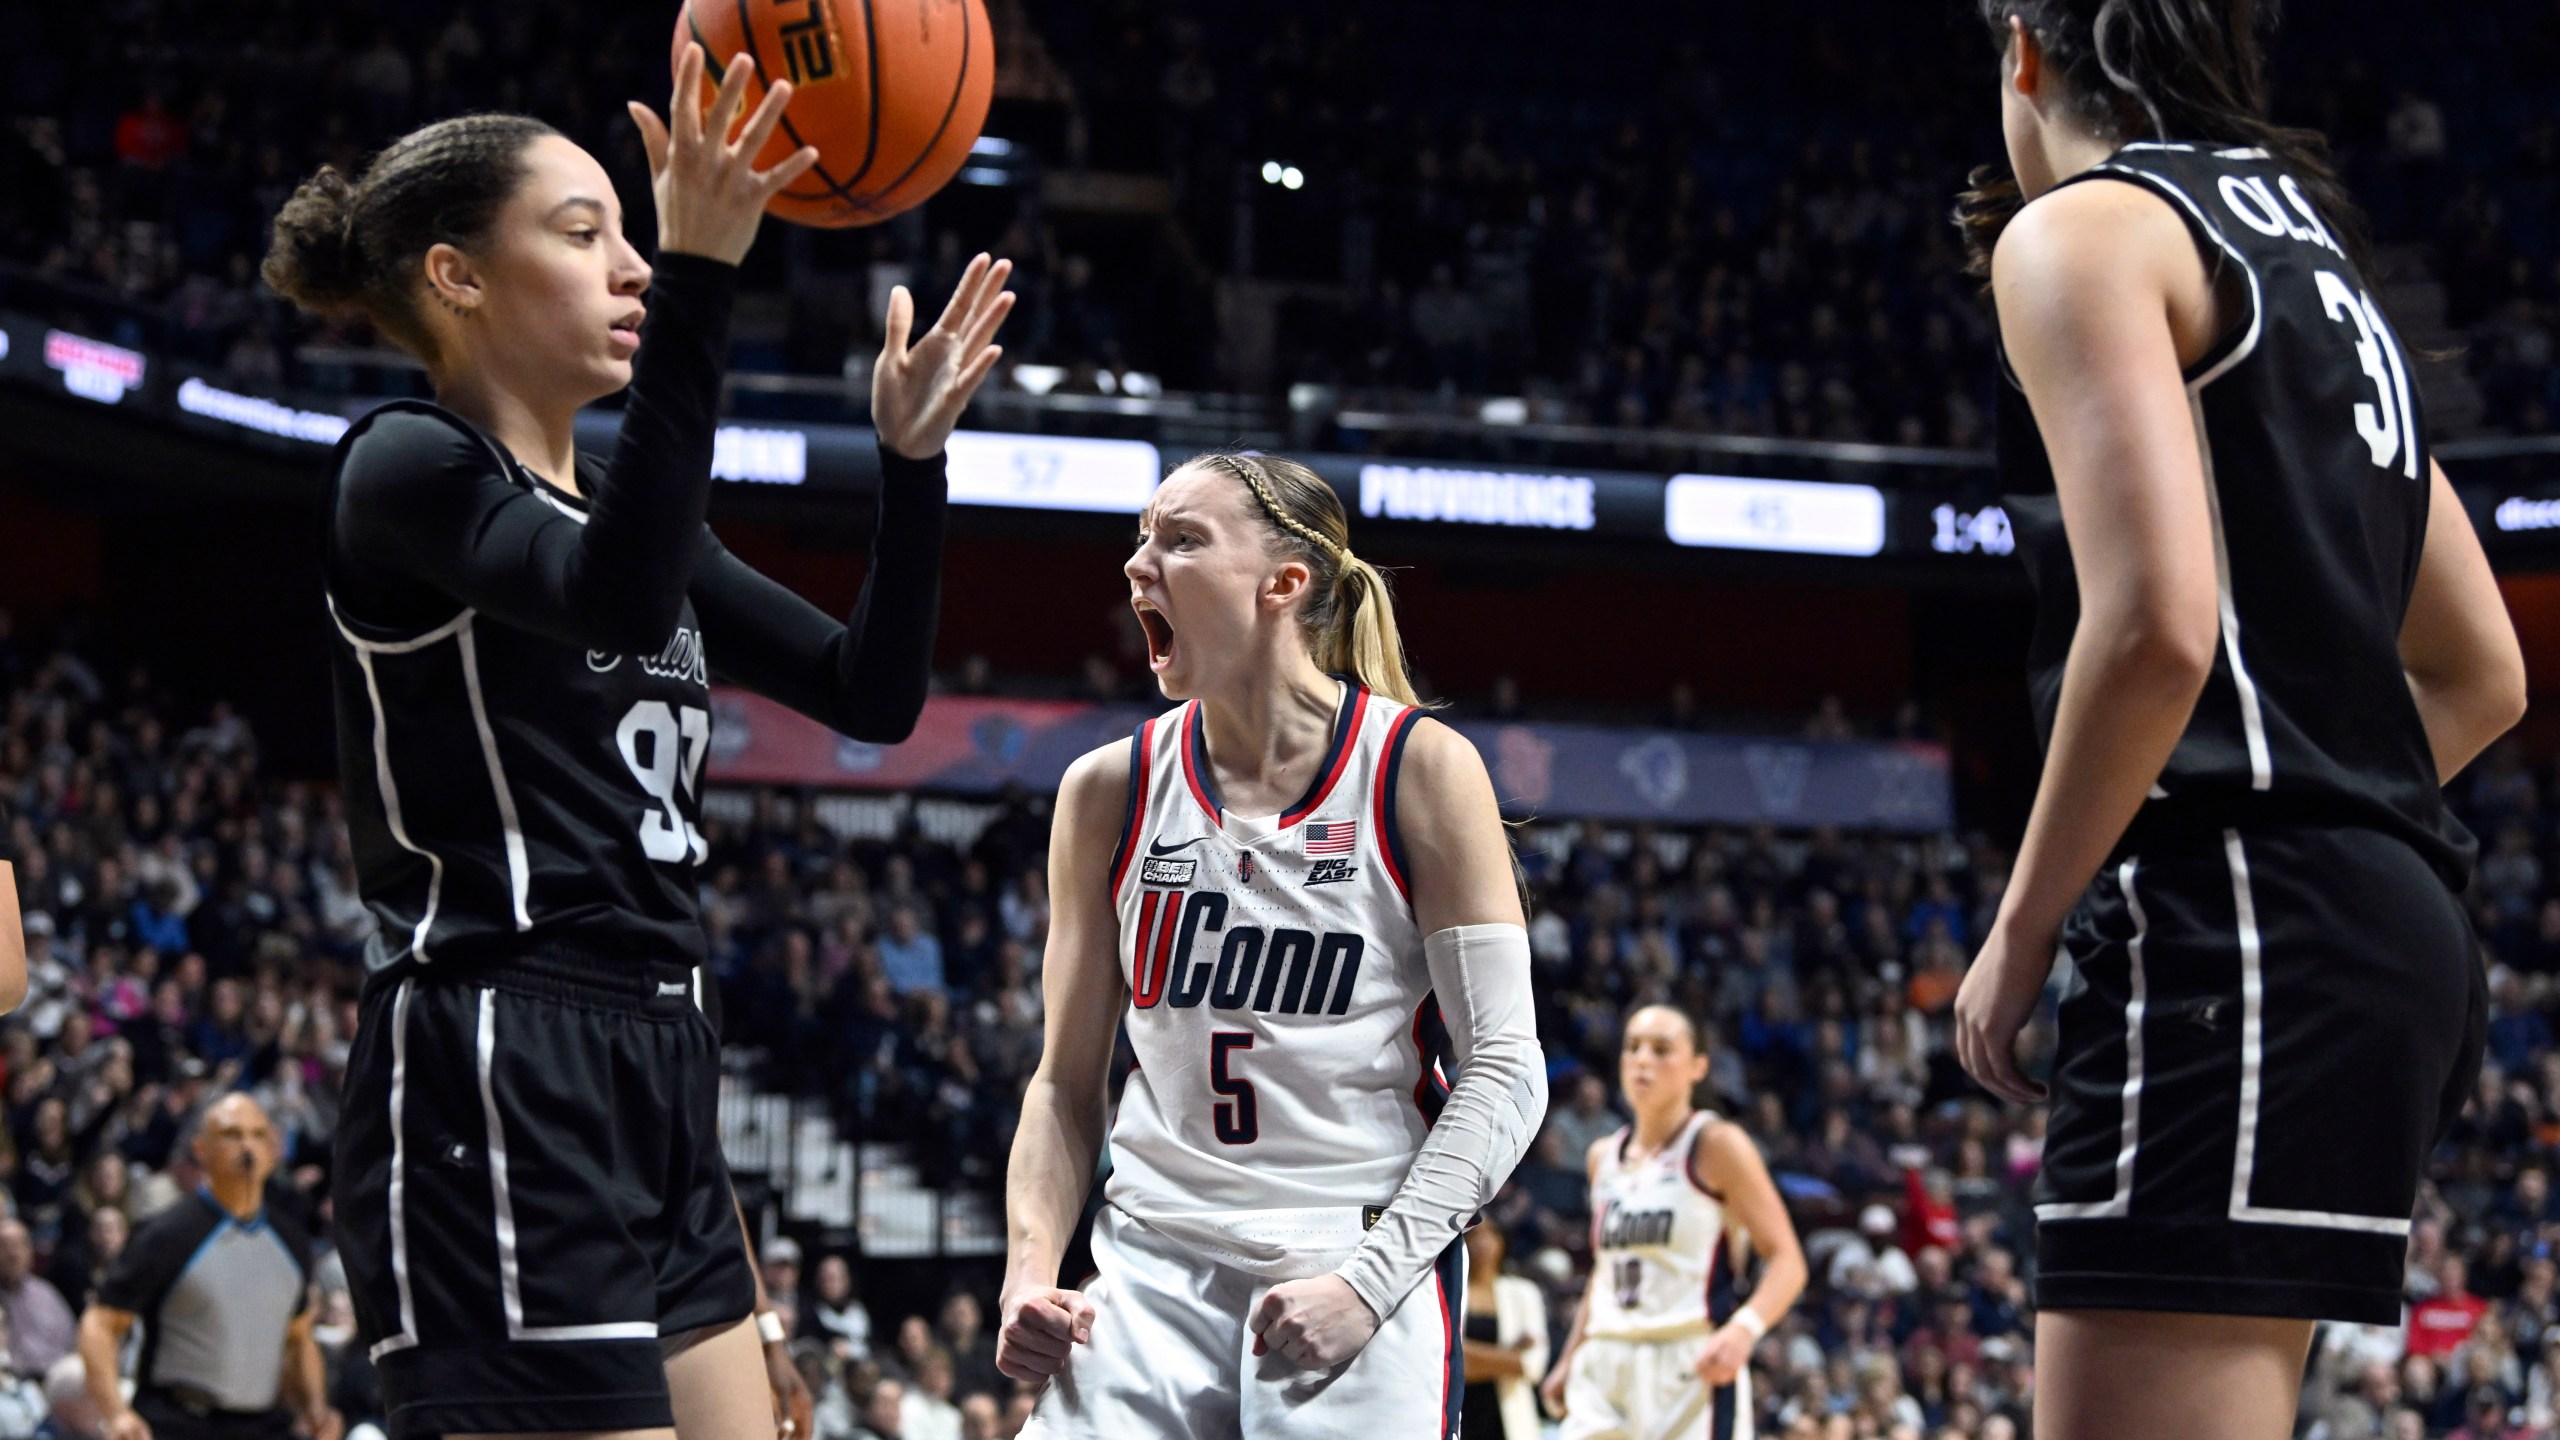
top-left (0, 1308), bottom-right (45, 1440)
top-left (1457, 1221), bottom-right (1547, 1440)
top-left (35, 1355), bottom-right (98, 1440)
top-left (1548, 1071), bottom-right (1622, 1160)
top-left (878, 908), bottom-right (946, 998)
top-left (899, 1352), bottom-right (960, 1440)
top-left (856, 1377), bottom-right (905, 1440)
top-left (111, 93), bottom-right (185, 172)
top-left (762, 1236), bottom-right (806, 1333)
top-left (0, 1226), bottom-right (73, 1377)
top-left (935, 1293), bottom-right (998, 1402)
top-left (2412, 1256), bottom-right (2490, 1361)
top-left (805, 1254), bottom-right (873, 1361)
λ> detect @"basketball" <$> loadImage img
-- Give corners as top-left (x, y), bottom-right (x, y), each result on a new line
top-left (671, 0), bottom-right (994, 229)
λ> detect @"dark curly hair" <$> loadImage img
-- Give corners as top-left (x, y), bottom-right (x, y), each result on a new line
top-left (261, 113), bottom-right (559, 365)
top-left (1952, 0), bottom-right (2370, 284)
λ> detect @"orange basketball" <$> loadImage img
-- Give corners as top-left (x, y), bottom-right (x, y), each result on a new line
top-left (672, 0), bottom-right (994, 229)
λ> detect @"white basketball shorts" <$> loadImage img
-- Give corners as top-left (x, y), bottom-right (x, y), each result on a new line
top-left (1561, 1333), bottom-right (1752, 1440)
top-left (1020, 1205), bottom-right (1466, 1440)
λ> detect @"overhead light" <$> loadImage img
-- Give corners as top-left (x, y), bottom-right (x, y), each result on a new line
top-left (969, 136), bottom-right (1016, 157)
top-left (956, 166), bottom-right (1010, 186)
top-left (1261, 160), bottom-right (1283, 184)
top-left (1280, 166), bottom-right (1304, 190)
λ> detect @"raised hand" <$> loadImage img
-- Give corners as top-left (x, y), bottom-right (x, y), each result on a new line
top-left (627, 45), bottom-right (822, 265)
top-left (873, 253), bottom-right (1016, 461)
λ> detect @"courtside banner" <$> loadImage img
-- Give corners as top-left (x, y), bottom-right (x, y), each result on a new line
top-left (706, 691), bottom-right (1142, 791)
top-left (706, 691), bottom-right (1951, 831)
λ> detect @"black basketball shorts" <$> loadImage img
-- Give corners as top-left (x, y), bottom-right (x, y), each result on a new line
top-left (335, 948), bottom-right (757, 1439)
top-left (2034, 822), bottom-right (2486, 1325)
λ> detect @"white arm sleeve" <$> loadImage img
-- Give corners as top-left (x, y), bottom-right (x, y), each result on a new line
top-left (1336, 922), bottom-right (1548, 1319)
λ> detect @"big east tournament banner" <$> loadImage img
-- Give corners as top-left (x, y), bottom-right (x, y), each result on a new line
top-left (708, 690), bottom-right (1951, 832)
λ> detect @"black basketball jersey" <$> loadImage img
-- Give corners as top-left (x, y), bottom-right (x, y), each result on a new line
top-left (1997, 141), bottom-right (2473, 886)
top-left (325, 402), bottom-right (717, 970)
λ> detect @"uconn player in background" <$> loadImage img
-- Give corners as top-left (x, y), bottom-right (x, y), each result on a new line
top-left (261, 48), bottom-right (1013, 1440)
top-left (1539, 1006), bottom-right (1802, 1440)
top-left (1950, 3), bottom-right (2525, 1438)
top-left (996, 453), bottom-right (1547, 1439)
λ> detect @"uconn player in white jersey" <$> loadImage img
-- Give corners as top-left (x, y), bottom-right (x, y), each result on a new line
top-left (1541, 1006), bottom-right (1802, 1440)
top-left (997, 452), bottom-right (1548, 1439)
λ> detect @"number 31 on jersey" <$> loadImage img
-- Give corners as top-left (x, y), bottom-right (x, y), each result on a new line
top-left (2314, 269), bottom-right (2421, 480)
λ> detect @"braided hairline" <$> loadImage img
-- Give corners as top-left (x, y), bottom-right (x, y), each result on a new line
top-left (1208, 454), bottom-right (1351, 567)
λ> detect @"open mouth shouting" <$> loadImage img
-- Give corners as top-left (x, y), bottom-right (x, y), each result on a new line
top-left (1134, 598), bottom-right (1176, 673)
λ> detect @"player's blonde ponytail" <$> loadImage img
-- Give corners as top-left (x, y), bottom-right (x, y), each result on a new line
top-left (1190, 453), bottom-right (1429, 709)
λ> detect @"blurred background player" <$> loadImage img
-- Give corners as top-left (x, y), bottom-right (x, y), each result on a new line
top-left (994, 453), bottom-right (1547, 1437)
top-left (1949, 2), bottom-right (2527, 1438)
top-left (1541, 1004), bottom-right (1804, 1440)
top-left (260, 47), bottom-right (1011, 1440)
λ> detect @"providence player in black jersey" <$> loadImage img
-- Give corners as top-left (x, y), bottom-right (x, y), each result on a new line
top-left (1949, 5), bottom-right (2525, 1440)
top-left (259, 49), bottom-right (1013, 1440)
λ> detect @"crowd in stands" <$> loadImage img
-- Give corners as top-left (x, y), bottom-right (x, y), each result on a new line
top-left (5, 1), bottom-right (2559, 447)
top-left (0, 601), bottom-right (2550, 1437)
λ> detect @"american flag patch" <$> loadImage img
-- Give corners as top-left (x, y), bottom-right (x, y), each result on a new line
top-left (1304, 819), bottom-right (1357, 856)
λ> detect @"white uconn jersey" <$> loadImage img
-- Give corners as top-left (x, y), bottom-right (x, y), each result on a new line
top-left (1587, 1112), bottom-right (1741, 1341)
top-left (1100, 684), bottom-right (1447, 1272)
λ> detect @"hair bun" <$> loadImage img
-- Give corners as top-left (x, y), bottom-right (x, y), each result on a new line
top-left (260, 166), bottom-right (367, 313)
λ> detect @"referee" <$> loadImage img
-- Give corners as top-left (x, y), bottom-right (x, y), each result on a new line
top-left (77, 1096), bottom-right (337, 1440)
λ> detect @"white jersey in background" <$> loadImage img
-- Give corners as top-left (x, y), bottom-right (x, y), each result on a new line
top-left (1565, 1110), bottom-right (1754, 1440)
top-left (1101, 682), bottom-right (1446, 1277)
top-left (1588, 1110), bottom-right (1741, 1341)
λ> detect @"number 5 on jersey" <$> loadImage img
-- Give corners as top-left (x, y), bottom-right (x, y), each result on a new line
top-left (617, 700), bottom-right (710, 864)
top-left (1210, 1032), bottom-right (1258, 1144)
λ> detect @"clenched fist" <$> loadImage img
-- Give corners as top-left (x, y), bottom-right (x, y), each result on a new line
top-left (996, 1284), bottom-right (1096, 1383)
top-left (1249, 1275), bottom-right (1381, 1371)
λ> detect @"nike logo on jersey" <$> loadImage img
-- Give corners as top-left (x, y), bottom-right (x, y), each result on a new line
top-left (657, 980), bottom-right (690, 997)
top-left (1148, 836), bottom-right (1206, 856)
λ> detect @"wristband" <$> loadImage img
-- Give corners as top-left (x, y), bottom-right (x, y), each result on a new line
top-left (756, 1310), bottom-right (787, 1344)
top-left (1731, 1307), bottom-right (1768, 1340)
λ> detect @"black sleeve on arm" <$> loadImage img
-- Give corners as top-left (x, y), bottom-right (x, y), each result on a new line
top-left (332, 253), bottom-right (739, 653)
top-left (96, 1206), bottom-right (206, 1316)
top-left (692, 444), bottom-right (949, 743)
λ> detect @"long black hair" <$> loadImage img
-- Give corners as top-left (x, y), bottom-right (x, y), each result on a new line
top-left (1954, 0), bottom-right (2372, 282)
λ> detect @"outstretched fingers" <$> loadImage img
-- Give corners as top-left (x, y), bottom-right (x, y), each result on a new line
top-left (881, 285), bottom-right (915, 360)
top-left (957, 263), bottom-right (1017, 354)
top-left (626, 101), bottom-right (671, 178)
top-left (668, 45), bottom-right (706, 146)
top-left (930, 253), bottom-right (995, 336)
top-left (733, 75), bottom-right (798, 160)
top-left (704, 52), bottom-right (757, 148)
